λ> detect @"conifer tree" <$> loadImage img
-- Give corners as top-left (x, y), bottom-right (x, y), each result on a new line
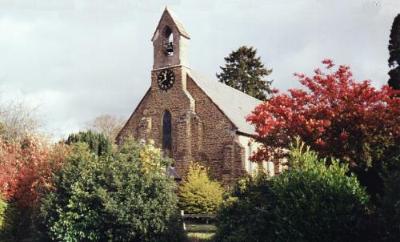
top-left (216, 46), bottom-right (273, 100)
top-left (65, 131), bottom-right (112, 156)
top-left (388, 14), bottom-right (400, 89)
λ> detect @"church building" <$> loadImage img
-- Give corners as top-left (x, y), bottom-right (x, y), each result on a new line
top-left (117, 8), bottom-right (274, 184)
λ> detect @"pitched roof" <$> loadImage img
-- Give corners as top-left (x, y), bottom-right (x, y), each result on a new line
top-left (188, 70), bottom-right (261, 135)
top-left (151, 7), bottom-right (190, 41)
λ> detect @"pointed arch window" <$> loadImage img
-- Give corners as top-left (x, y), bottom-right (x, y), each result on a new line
top-left (163, 26), bottom-right (174, 56)
top-left (162, 110), bottom-right (172, 152)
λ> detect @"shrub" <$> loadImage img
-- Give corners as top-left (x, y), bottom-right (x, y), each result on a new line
top-left (38, 140), bottom-right (184, 242)
top-left (214, 174), bottom-right (275, 242)
top-left (0, 203), bottom-right (36, 242)
top-left (178, 162), bottom-right (224, 214)
top-left (0, 138), bottom-right (70, 242)
top-left (379, 146), bottom-right (400, 241)
top-left (215, 141), bottom-right (370, 242)
top-left (0, 197), bottom-right (5, 229)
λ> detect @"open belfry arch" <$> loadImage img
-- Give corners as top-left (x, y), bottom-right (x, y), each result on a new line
top-left (117, 7), bottom-right (276, 184)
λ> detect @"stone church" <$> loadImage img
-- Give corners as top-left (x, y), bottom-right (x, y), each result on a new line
top-left (117, 8), bottom-right (275, 184)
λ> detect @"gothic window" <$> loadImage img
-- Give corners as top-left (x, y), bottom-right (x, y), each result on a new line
top-left (163, 26), bottom-right (174, 56)
top-left (162, 110), bottom-right (172, 152)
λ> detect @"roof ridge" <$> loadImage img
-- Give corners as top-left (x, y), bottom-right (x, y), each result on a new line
top-left (188, 70), bottom-right (262, 102)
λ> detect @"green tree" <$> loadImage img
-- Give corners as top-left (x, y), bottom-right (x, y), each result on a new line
top-left (65, 130), bottom-right (112, 156)
top-left (388, 14), bottom-right (400, 89)
top-left (178, 162), bottom-right (224, 214)
top-left (38, 140), bottom-right (184, 242)
top-left (215, 141), bottom-right (371, 242)
top-left (216, 46), bottom-right (273, 100)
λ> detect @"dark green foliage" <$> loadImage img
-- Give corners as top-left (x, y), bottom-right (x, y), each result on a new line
top-left (215, 142), bottom-right (370, 242)
top-left (388, 14), bottom-right (400, 89)
top-left (38, 141), bottom-right (185, 242)
top-left (379, 146), bottom-right (400, 241)
top-left (0, 203), bottom-right (36, 242)
top-left (216, 46), bottom-right (273, 100)
top-left (214, 175), bottom-right (276, 242)
top-left (65, 130), bottom-right (112, 156)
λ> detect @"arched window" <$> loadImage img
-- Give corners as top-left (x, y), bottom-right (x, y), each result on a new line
top-left (163, 26), bottom-right (174, 56)
top-left (162, 110), bottom-right (172, 152)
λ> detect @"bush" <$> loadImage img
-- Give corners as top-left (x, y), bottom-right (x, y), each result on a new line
top-left (0, 203), bottom-right (36, 242)
top-left (0, 138), bottom-right (70, 242)
top-left (38, 140), bottom-right (185, 242)
top-left (0, 197), bottom-right (5, 229)
top-left (178, 162), bottom-right (224, 214)
top-left (379, 146), bottom-right (400, 241)
top-left (215, 141), bottom-right (371, 242)
top-left (214, 174), bottom-right (275, 242)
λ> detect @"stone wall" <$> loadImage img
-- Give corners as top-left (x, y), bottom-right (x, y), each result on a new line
top-left (118, 66), bottom-right (248, 184)
top-left (185, 75), bottom-right (246, 183)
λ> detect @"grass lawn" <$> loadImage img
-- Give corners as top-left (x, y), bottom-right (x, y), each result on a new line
top-left (187, 232), bottom-right (215, 242)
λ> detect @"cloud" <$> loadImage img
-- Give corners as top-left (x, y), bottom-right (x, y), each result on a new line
top-left (0, 0), bottom-right (397, 140)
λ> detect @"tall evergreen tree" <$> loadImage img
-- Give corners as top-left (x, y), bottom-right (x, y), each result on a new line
top-left (388, 14), bottom-right (400, 89)
top-left (65, 131), bottom-right (112, 156)
top-left (216, 46), bottom-right (273, 100)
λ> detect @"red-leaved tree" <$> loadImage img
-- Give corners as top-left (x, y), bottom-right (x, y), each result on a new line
top-left (0, 137), bottom-right (69, 208)
top-left (247, 59), bottom-right (400, 194)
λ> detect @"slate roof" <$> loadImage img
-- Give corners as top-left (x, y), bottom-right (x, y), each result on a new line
top-left (151, 7), bottom-right (190, 41)
top-left (188, 70), bottom-right (261, 136)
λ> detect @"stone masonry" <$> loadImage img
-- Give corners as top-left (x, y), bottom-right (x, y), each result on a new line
top-left (117, 7), bottom-right (265, 184)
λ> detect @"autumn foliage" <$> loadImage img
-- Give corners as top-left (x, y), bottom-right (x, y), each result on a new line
top-left (0, 137), bottom-right (70, 208)
top-left (247, 59), bottom-right (400, 175)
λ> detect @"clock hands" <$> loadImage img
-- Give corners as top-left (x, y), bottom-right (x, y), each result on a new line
top-left (157, 69), bottom-right (174, 90)
top-left (161, 72), bottom-right (169, 87)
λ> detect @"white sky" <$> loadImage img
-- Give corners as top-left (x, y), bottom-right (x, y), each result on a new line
top-left (0, 0), bottom-right (398, 140)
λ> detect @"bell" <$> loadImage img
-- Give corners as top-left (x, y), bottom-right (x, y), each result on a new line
top-left (166, 42), bottom-right (174, 55)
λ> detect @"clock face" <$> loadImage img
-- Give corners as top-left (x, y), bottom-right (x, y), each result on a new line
top-left (157, 69), bottom-right (175, 91)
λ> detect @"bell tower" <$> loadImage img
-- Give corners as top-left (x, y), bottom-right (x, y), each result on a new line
top-left (151, 7), bottom-right (190, 70)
